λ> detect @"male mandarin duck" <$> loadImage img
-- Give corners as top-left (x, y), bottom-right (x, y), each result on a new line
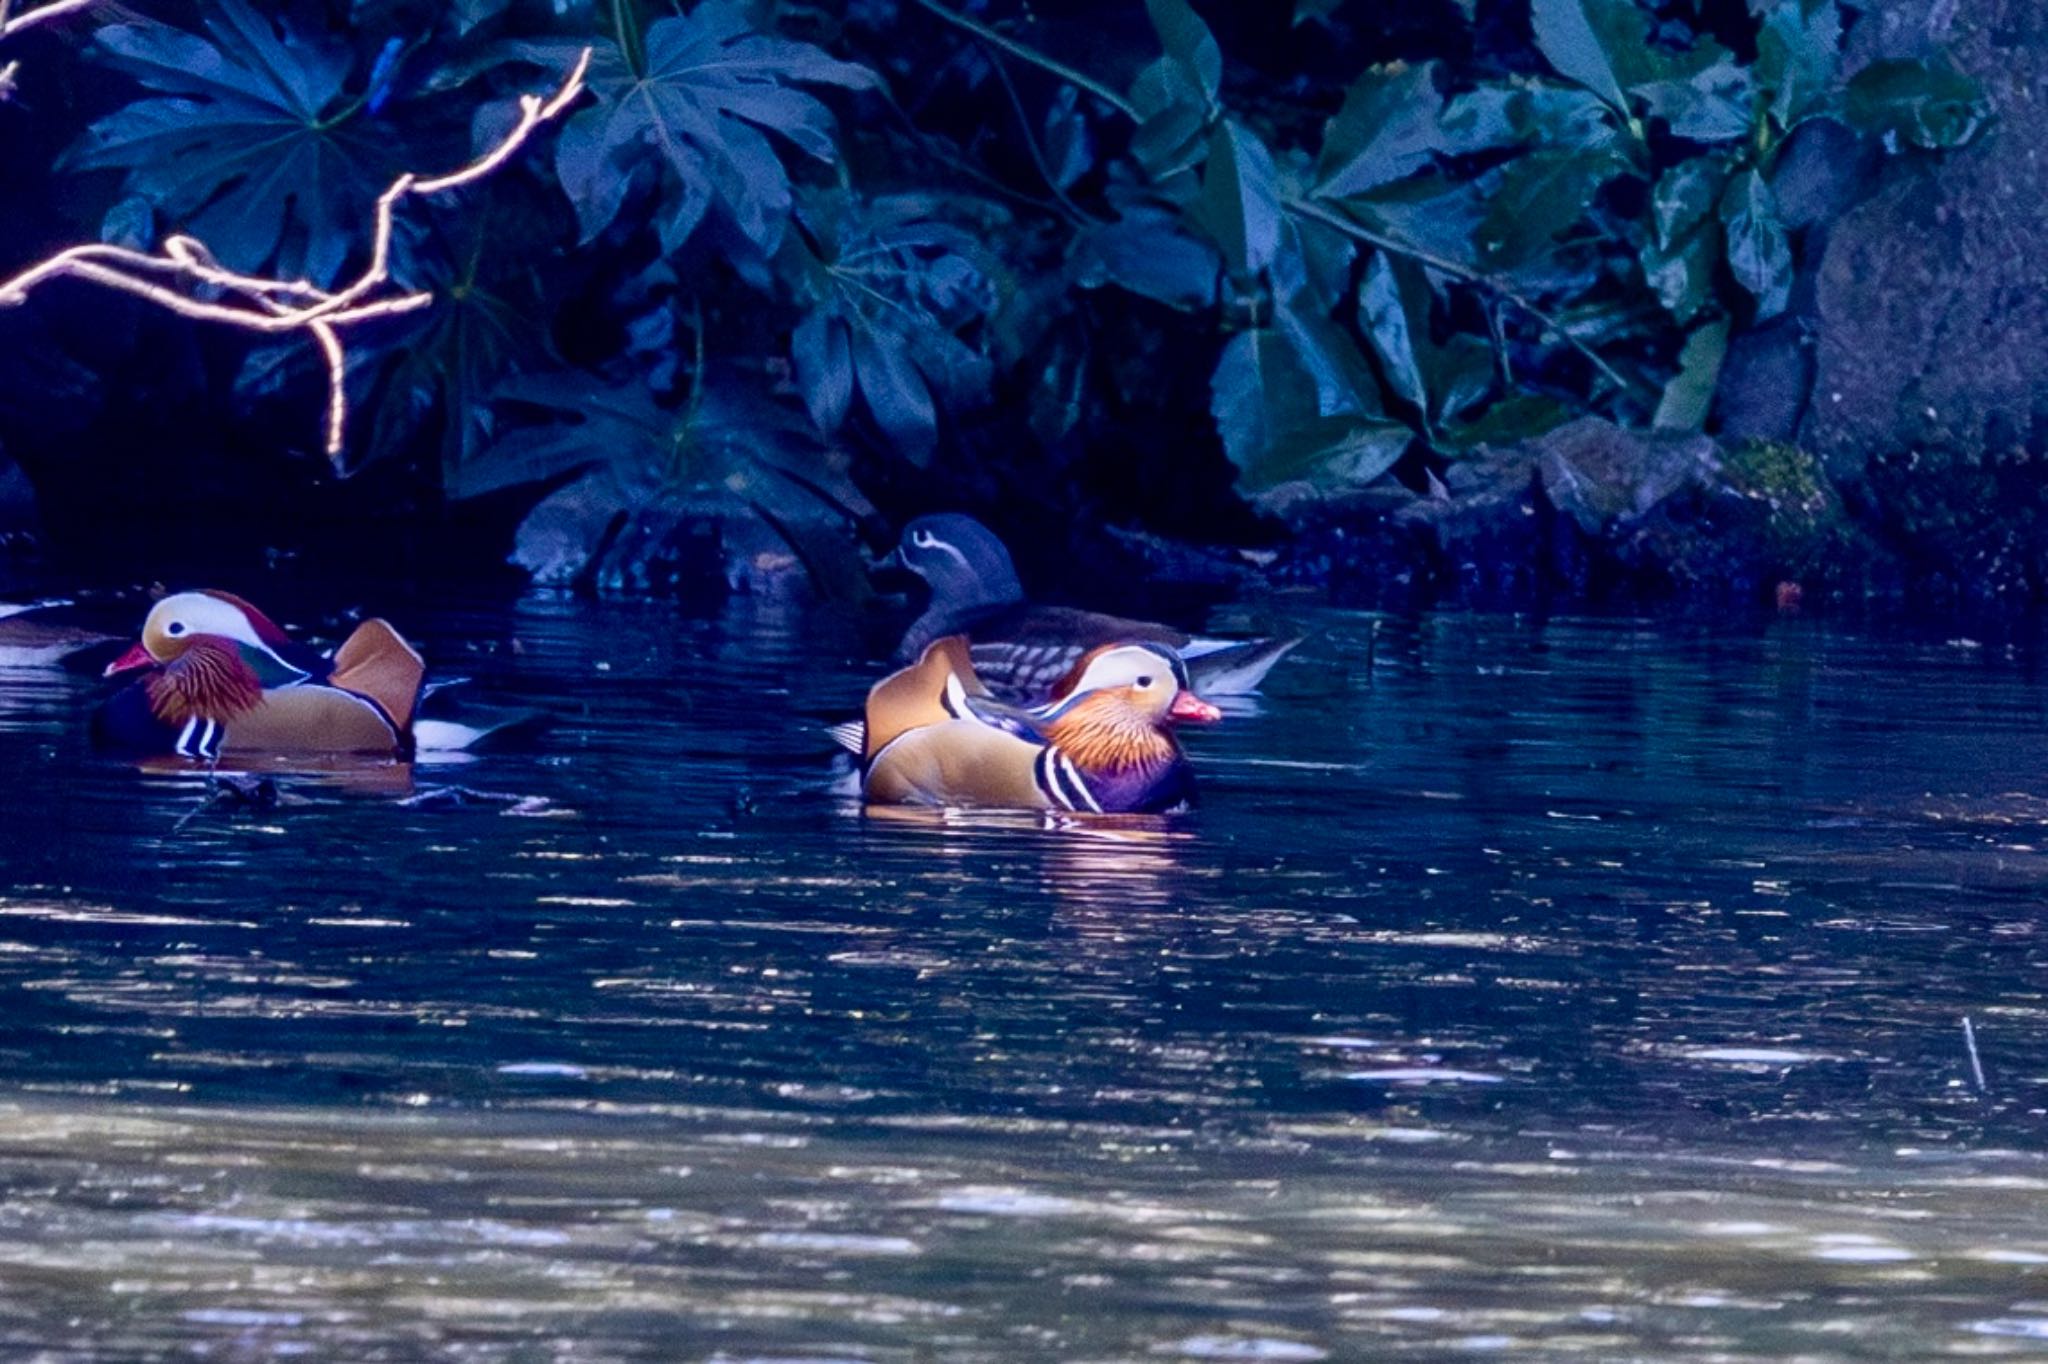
top-left (889, 513), bottom-right (1301, 703)
top-left (850, 635), bottom-right (1220, 813)
top-left (93, 591), bottom-right (426, 760)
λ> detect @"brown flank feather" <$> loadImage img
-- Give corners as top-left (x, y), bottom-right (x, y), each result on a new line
top-left (145, 637), bottom-right (264, 724)
top-left (862, 636), bottom-right (982, 762)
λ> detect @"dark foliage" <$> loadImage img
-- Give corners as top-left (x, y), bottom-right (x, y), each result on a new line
top-left (0, 0), bottom-right (1989, 587)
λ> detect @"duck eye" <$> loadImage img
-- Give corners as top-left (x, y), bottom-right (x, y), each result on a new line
top-left (1136, 675), bottom-right (1154, 688)
top-left (166, 622), bottom-right (185, 636)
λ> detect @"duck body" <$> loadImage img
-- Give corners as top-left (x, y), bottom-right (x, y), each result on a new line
top-left (856, 636), bottom-right (1216, 814)
top-left (0, 598), bottom-right (119, 667)
top-left (93, 591), bottom-right (424, 760)
top-left (890, 514), bottom-right (1299, 702)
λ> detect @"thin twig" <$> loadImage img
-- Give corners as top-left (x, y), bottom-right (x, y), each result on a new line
top-left (0, 47), bottom-right (592, 464)
top-left (988, 52), bottom-right (1097, 229)
top-left (1963, 1015), bottom-right (1988, 1094)
top-left (0, 0), bottom-right (93, 40)
top-left (906, 0), bottom-right (1139, 120)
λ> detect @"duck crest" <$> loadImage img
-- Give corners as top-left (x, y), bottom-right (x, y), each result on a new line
top-left (144, 637), bottom-right (263, 724)
top-left (198, 590), bottom-right (296, 650)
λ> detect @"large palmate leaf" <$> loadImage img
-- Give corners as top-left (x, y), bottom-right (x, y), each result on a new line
top-left (64, 2), bottom-right (429, 284)
top-left (783, 193), bottom-right (1005, 465)
top-left (479, 365), bottom-right (866, 512)
top-left (536, 0), bottom-right (876, 256)
top-left (493, 366), bottom-right (872, 591)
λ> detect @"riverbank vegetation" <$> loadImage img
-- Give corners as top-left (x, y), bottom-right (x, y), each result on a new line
top-left (0, 0), bottom-right (1989, 599)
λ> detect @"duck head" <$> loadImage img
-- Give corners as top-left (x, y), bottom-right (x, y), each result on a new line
top-left (1040, 642), bottom-right (1222, 726)
top-left (105, 591), bottom-right (310, 685)
top-left (891, 514), bottom-right (1024, 610)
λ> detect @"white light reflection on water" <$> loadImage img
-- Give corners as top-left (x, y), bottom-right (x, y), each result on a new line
top-left (0, 603), bottom-right (2034, 1357)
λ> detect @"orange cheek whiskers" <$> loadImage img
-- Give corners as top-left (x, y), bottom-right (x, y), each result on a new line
top-left (144, 639), bottom-right (264, 724)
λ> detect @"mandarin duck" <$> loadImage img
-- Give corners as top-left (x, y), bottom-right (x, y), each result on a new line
top-left (888, 513), bottom-right (1300, 702)
top-left (0, 598), bottom-right (118, 667)
top-left (850, 635), bottom-right (1220, 813)
top-left (94, 591), bottom-right (427, 760)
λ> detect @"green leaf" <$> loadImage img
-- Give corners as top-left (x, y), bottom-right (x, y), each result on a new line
top-left (1314, 63), bottom-right (1448, 200)
top-left (1272, 305), bottom-right (1382, 419)
top-left (1844, 58), bottom-right (1991, 151)
top-left (1271, 213), bottom-right (1358, 316)
top-left (530, 1), bottom-right (876, 256)
top-left (1473, 148), bottom-right (1629, 270)
top-left (1529, 0), bottom-right (1637, 113)
top-left (66, 4), bottom-right (399, 284)
top-left (786, 192), bottom-right (1001, 459)
top-left (1254, 421), bottom-right (1415, 499)
top-left (1144, 0), bottom-right (1221, 104)
top-left (1195, 119), bottom-right (1283, 276)
top-left (491, 367), bottom-right (870, 592)
top-left (1755, 0), bottom-right (1842, 129)
top-left (1343, 172), bottom-right (1492, 270)
top-left (1429, 335), bottom-right (1498, 424)
top-left (1072, 211), bottom-right (1222, 310)
top-left (1641, 226), bottom-right (1719, 324)
top-left (791, 313), bottom-right (853, 434)
top-left (1652, 318), bottom-right (1728, 431)
top-left (1642, 157), bottom-right (1725, 323)
top-left (1649, 157), bottom-right (1724, 249)
top-left (1438, 394), bottom-right (1576, 451)
top-left (1440, 78), bottom-right (1620, 154)
top-left (1212, 329), bottom-right (1412, 499)
top-left (1358, 251), bottom-right (1428, 414)
top-left (1719, 168), bottom-right (1792, 318)
top-left (1128, 64), bottom-right (1211, 182)
top-left (1635, 59), bottom-right (1756, 142)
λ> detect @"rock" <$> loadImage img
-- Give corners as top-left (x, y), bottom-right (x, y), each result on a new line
top-left (1526, 417), bottom-right (1722, 534)
top-left (1289, 419), bottom-right (1874, 609)
top-left (1713, 317), bottom-right (1813, 444)
top-left (1803, 0), bottom-right (2048, 499)
top-left (1771, 118), bottom-right (1883, 233)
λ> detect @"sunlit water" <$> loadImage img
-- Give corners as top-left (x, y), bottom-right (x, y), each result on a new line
top-left (0, 597), bottom-right (2045, 1359)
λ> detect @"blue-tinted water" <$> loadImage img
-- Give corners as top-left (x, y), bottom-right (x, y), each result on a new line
top-left (0, 597), bottom-right (2044, 1359)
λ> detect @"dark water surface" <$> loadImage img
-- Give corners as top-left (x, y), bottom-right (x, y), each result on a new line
top-left (1, 598), bottom-right (2046, 1360)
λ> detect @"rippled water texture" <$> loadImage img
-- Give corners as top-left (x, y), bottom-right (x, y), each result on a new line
top-left (1, 599), bottom-right (2046, 1359)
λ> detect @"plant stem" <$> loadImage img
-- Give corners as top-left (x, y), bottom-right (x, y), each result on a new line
top-left (1285, 194), bottom-right (1648, 401)
top-left (988, 52), bottom-right (1098, 229)
top-left (906, 0), bottom-right (1139, 121)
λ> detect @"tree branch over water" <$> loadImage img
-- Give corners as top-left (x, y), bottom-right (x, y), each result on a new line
top-left (0, 46), bottom-right (592, 465)
top-left (0, 0), bottom-right (95, 100)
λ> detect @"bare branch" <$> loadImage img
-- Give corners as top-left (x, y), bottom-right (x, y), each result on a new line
top-left (0, 0), bottom-right (95, 42)
top-left (0, 47), bottom-right (593, 465)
